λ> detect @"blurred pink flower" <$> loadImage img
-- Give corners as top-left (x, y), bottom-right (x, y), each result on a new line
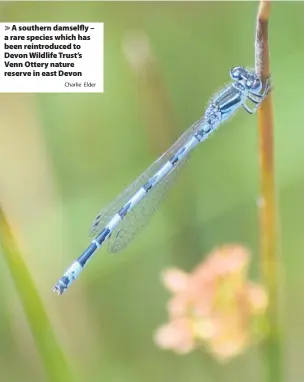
top-left (161, 268), bottom-right (189, 293)
top-left (154, 318), bottom-right (195, 354)
top-left (154, 244), bottom-right (268, 362)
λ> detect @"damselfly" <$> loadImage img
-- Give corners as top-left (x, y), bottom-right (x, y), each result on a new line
top-left (53, 66), bottom-right (270, 295)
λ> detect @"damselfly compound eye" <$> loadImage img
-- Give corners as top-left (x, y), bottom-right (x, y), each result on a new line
top-left (252, 78), bottom-right (262, 91)
top-left (230, 66), bottom-right (243, 80)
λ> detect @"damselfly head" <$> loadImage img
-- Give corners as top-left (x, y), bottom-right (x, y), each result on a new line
top-left (230, 67), bottom-right (262, 93)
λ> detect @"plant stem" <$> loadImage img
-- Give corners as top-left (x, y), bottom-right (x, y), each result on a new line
top-left (0, 207), bottom-right (75, 382)
top-left (255, 2), bottom-right (284, 381)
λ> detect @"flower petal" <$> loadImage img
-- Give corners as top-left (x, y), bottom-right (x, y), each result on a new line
top-left (161, 268), bottom-right (189, 293)
top-left (154, 319), bottom-right (195, 354)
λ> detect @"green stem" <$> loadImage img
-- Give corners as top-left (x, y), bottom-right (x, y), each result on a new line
top-left (0, 207), bottom-right (75, 382)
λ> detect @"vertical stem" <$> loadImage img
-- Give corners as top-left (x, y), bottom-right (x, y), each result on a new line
top-left (0, 207), bottom-right (75, 382)
top-left (255, 2), bottom-right (284, 381)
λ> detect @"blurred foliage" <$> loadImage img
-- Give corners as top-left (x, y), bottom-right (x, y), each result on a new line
top-left (0, 207), bottom-right (74, 382)
top-left (0, 2), bottom-right (303, 381)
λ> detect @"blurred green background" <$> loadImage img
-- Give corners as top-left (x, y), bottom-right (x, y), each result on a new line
top-left (0, 1), bottom-right (302, 381)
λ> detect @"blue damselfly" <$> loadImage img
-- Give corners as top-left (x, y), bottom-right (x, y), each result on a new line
top-left (53, 66), bottom-right (270, 295)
